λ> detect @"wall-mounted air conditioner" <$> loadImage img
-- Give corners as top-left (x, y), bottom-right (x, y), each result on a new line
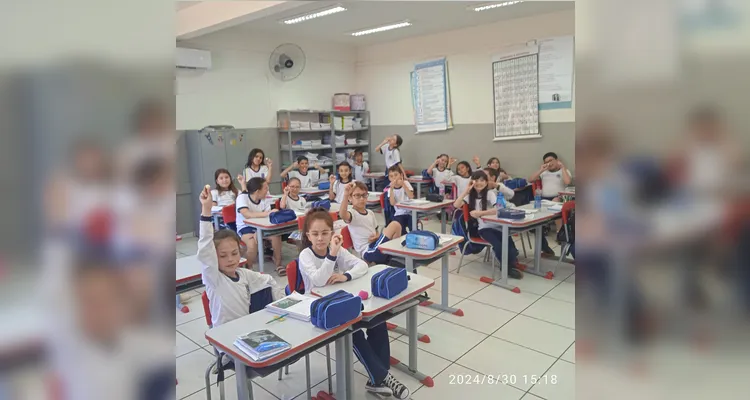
top-left (176, 47), bottom-right (212, 70)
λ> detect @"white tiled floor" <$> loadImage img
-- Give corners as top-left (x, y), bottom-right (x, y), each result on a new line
top-left (176, 216), bottom-right (575, 399)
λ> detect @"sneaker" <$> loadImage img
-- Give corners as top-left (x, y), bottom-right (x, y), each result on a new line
top-left (508, 268), bottom-right (524, 280)
top-left (383, 373), bottom-right (410, 399)
top-left (365, 380), bottom-right (393, 396)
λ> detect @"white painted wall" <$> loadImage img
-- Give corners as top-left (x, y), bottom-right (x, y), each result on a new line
top-left (354, 10), bottom-right (575, 126)
top-left (176, 28), bottom-right (357, 130)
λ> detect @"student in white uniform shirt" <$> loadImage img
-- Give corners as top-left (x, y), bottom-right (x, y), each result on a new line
top-left (197, 185), bottom-right (284, 327)
top-left (528, 151), bottom-right (571, 256)
top-left (235, 176), bottom-right (286, 276)
top-left (243, 148), bottom-right (272, 184)
top-left (329, 161), bottom-right (354, 203)
top-left (426, 154), bottom-right (456, 193)
top-left (280, 156), bottom-right (328, 188)
top-left (376, 134), bottom-right (404, 187)
top-left (450, 161), bottom-right (473, 197)
top-left (339, 181), bottom-right (403, 265)
top-left (387, 165), bottom-right (415, 235)
top-left (211, 168), bottom-right (238, 207)
top-left (347, 149), bottom-right (370, 183)
top-left (484, 167), bottom-right (515, 201)
top-left (453, 170), bottom-right (523, 279)
top-left (280, 177), bottom-right (307, 213)
top-left (297, 209), bottom-right (410, 399)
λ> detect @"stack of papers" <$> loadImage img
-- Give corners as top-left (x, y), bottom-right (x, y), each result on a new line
top-left (299, 140), bottom-right (313, 148)
top-left (304, 152), bottom-right (319, 161)
top-left (265, 293), bottom-right (315, 321)
top-left (547, 204), bottom-right (563, 212)
top-left (309, 139), bottom-right (322, 147)
top-left (234, 330), bottom-right (291, 361)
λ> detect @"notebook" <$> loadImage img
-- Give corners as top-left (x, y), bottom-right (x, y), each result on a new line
top-left (265, 293), bottom-right (315, 321)
top-left (233, 330), bottom-right (291, 361)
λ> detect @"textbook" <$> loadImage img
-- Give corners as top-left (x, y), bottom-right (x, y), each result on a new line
top-left (265, 293), bottom-right (315, 321)
top-left (234, 330), bottom-right (291, 361)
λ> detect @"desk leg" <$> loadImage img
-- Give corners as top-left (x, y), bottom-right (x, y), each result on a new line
top-left (416, 183), bottom-right (421, 198)
top-left (391, 305), bottom-right (434, 387)
top-left (418, 254), bottom-right (463, 316)
top-left (176, 294), bottom-right (188, 313)
top-left (213, 215), bottom-right (221, 231)
top-left (234, 355), bottom-right (254, 400)
top-left (480, 225), bottom-right (519, 293)
top-left (525, 225), bottom-right (554, 279)
top-left (256, 229), bottom-right (265, 273)
top-left (370, 177), bottom-right (376, 191)
top-left (335, 334), bottom-right (353, 400)
top-left (440, 209), bottom-right (447, 234)
top-left (411, 211), bottom-right (418, 232)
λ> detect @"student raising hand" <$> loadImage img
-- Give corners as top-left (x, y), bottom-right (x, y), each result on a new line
top-left (236, 174), bottom-right (247, 191)
top-left (200, 185), bottom-right (213, 214)
top-left (329, 174), bottom-right (337, 184)
top-left (472, 155), bottom-right (481, 168)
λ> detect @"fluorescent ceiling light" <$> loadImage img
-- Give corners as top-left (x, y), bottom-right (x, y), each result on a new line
top-left (472, 1), bottom-right (524, 12)
top-left (282, 5), bottom-right (346, 25)
top-left (351, 21), bottom-right (412, 37)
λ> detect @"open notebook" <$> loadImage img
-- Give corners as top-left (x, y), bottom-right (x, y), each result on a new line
top-left (265, 292), bottom-right (316, 322)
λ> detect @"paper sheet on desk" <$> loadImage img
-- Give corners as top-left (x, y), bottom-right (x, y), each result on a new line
top-left (438, 235), bottom-right (453, 245)
top-left (401, 199), bottom-right (429, 205)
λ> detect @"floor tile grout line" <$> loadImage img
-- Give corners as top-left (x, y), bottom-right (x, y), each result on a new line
top-left (520, 341), bottom-right (570, 399)
top-left (176, 343), bottom-right (213, 360)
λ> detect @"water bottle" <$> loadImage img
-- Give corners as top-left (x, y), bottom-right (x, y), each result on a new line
top-left (534, 188), bottom-right (542, 209)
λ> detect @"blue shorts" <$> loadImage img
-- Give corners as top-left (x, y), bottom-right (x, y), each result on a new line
top-left (363, 234), bottom-right (391, 264)
top-left (238, 226), bottom-right (257, 236)
top-left (392, 214), bottom-right (412, 235)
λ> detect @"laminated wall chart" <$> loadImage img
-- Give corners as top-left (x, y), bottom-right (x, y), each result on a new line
top-left (537, 35), bottom-right (574, 110)
top-left (492, 44), bottom-right (540, 141)
top-left (410, 58), bottom-right (453, 133)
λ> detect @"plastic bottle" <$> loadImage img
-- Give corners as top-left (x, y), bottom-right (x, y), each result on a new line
top-left (439, 185), bottom-right (445, 198)
top-left (534, 188), bottom-right (542, 209)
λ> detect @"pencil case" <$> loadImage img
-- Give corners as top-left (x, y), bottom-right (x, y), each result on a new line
top-left (269, 209), bottom-right (297, 224)
top-left (402, 230), bottom-right (440, 250)
top-left (496, 209), bottom-right (526, 220)
top-left (318, 182), bottom-right (331, 190)
top-left (310, 290), bottom-right (362, 330)
top-left (371, 267), bottom-right (409, 300)
top-left (310, 199), bottom-right (331, 210)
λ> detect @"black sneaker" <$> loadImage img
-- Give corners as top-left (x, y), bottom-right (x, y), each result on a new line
top-left (383, 373), bottom-right (410, 399)
top-left (365, 380), bottom-right (393, 396)
top-left (509, 268), bottom-right (524, 280)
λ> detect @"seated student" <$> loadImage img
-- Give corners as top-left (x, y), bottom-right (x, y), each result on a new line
top-left (529, 152), bottom-right (572, 256)
top-left (280, 177), bottom-right (306, 213)
top-left (347, 149), bottom-right (370, 183)
top-left (298, 210), bottom-right (410, 399)
top-left (484, 167), bottom-right (515, 201)
top-left (197, 185), bottom-right (284, 327)
top-left (387, 165), bottom-right (415, 235)
top-left (243, 148), bottom-right (272, 184)
top-left (426, 154), bottom-right (456, 193)
top-left (235, 176), bottom-right (286, 276)
top-left (328, 161), bottom-right (354, 203)
top-left (280, 156), bottom-right (328, 188)
top-left (451, 161), bottom-right (473, 196)
top-left (339, 181), bottom-right (403, 265)
top-left (453, 171), bottom-right (523, 279)
top-left (486, 157), bottom-right (501, 171)
top-left (211, 168), bottom-right (238, 207)
top-left (498, 167), bottom-right (511, 181)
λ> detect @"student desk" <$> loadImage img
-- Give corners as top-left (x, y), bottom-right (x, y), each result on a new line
top-left (395, 199), bottom-right (454, 233)
top-left (363, 172), bottom-right (384, 191)
top-left (378, 235), bottom-right (465, 317)
top-left (243, 217), bottom-right (299, 273)
top-left (559, 186), bottom-right (575, 201)
top-left (205, 309), bottom-right (362, 400)
top-left (299, 187), bottom-right (328, 198)
top-left (366, 192), bottom-right (382, 208)
top-left (407, 176), bottom-right (432, 198)
top-left (175, 255), bottom-right (247, 312)
top-left (480, 202), bottom-right (561, 292)
top-left (311, 265), bottom-right (436, 388)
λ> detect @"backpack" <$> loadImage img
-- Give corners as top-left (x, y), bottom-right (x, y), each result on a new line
top-left (450, 210), bottom-right (485, 255)
top-left (382, 186), bottom-right (395, 226)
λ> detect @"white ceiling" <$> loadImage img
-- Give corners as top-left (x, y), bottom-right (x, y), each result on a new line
top-left (225, 1), bottom-right (574, 46)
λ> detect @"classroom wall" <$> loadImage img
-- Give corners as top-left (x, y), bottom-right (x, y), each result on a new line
top-left (176, 28), bottom-right (357, 130)
top-left (355, 9), bottom-right (575, 176)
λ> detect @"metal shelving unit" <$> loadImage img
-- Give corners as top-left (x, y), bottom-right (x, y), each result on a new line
top-left (277, 109), bottom-right (371, 171)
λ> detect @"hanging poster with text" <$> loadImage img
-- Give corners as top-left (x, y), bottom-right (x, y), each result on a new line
top-left (537, 35), bottom-right (574, 110)
top-left (410, 58), bottom-right (453, 133)
top-left (492, 44), bottom-right (540, 141)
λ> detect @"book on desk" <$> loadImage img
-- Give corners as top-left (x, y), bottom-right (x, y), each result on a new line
top-left (234, 329), bottom-right (291, 361)
top-left (265, 293), bottom-right (315, 322)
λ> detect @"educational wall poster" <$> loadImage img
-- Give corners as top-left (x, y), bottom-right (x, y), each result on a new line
top-left (410, 58), bottom-right (453, 134)
top-left (537, 35), bottom-right (574, 110)
top-left (492, 44), bottom-right (540, 141)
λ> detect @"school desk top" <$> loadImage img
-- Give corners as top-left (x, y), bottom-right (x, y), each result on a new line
top-left (299, 187), bottom-right (328, 196)
top-left (378, 234), bottom-right (464, 259)
top-left (243, 216), bottom-right (300, 230)
top-left (407, 176), bottom-right (433, 183)
top-left (481, 202), bottom-right (562, 227)
top-left (205, 307), bottom-right (361, 368)
top-left (393, 198), bottom-right (454, 211)
top-left (363, 172), bottom-right (384, 178)
top-left (310, 264), bottom-right (435, 317)
top-left (176, 255), bottom-right (247, 284)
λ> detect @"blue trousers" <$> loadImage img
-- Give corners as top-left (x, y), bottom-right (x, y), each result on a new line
top-left (478, 228), bottom-right (520, 268)
top-left (352, 322), bottom-right (390, 385)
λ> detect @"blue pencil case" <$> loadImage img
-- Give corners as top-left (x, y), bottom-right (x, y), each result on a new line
top-left (402, 230), bottom-right (440, 250)
top-left (310, 290), bottom-right (362, 330)
top-left (318, 182), bottom-right (331, 190)
top-left (371, 267), bottom-right (409, 299)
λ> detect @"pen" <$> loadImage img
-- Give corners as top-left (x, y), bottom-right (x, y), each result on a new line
top-left (266, 313), bottom-right (288, 324)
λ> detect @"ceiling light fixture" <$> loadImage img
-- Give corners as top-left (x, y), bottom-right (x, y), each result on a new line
top-left (351, 21), bottom-right (412, 37)
top-left (282, 5), bottom-right (346, 25)
top-left (472, 1), bottom-right (524, 12)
